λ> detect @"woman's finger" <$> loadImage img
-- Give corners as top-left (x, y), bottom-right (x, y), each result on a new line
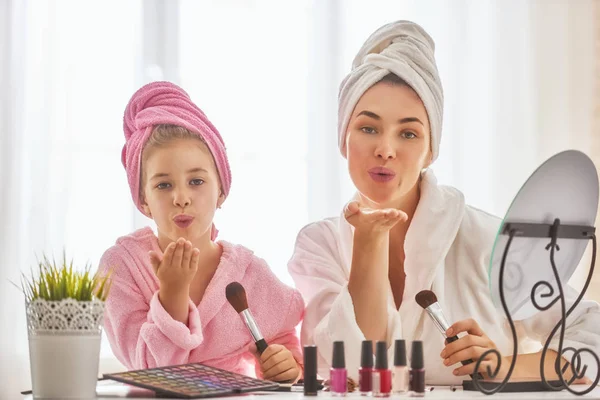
top-left (443, 346), bottom-right (490, 367)
top-left (442, 334), bottom-right (489, 360)
top-left (447, 318), bottom-right (485, 337)
top-left (453, 359), bottom-right (502, 378)
top-left (343, 201), bottom-right (361, 218)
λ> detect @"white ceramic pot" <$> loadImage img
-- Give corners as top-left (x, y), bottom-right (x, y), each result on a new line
top-left (26, 298), bottom-right (105, 399)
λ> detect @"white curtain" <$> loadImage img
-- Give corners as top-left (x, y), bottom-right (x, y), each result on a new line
top-left (1, 0), bottom-right (598, 397)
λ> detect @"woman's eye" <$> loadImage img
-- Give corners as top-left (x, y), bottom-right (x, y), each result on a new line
top-left (361, 127), bottom-right (376, 134)
top-left (403, 131), bottom-right (417, 139)
top-left (190, 179), bottom-right (204, 186)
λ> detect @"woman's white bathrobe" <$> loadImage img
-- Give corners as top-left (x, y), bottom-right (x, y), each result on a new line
top-left (288, 170), bottom-right (600, 384)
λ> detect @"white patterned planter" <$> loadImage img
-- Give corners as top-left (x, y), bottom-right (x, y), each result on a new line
top-left (26, 298), bottom-right (105, 399)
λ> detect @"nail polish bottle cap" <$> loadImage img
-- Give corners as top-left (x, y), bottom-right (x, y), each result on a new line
top-left (410, 340), bottom-right (424, 369)
top-left (361, 340), bottom-right (373, 368)
top-left (394, 339), bottom-right (407, 367)
top-left (375, 341), bottom-right (388, 369)
top-left (332, 341), bottom-right (345, 368)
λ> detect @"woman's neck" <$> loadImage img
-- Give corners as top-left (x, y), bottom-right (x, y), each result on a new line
top-left (389, 180), bottom-right (421, 245)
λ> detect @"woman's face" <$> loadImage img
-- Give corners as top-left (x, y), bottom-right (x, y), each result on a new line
top-left (346, 81), bottom-right (432, 208)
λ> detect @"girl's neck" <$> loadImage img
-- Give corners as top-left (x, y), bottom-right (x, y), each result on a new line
top-left (157, 229), bottom-right (222, 266)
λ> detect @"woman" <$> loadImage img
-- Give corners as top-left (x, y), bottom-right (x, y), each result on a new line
top-left (288, 20), bottom-right (600, 384)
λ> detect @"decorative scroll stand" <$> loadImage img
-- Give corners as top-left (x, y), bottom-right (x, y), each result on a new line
top-left (473, 218), bottom-right (600, 395)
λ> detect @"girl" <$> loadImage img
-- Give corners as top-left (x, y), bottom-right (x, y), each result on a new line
top-left (99, 81), bottom-right (303, 382)
top-left (288, 20), bottom-right (600, 384)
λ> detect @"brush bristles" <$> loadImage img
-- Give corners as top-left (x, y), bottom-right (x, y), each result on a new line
top-left (225, 281), bottom-right (248, 313)
top-left (415, 290), bottom-right (438, 309)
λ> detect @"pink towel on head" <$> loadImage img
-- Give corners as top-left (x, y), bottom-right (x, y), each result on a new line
top-left (121, 81), bottom-right (232, 217)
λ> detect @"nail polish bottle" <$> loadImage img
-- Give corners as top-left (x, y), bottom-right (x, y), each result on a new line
top-left (358, 340), bottom-right (373, 396)
top-left (392, 339), bottom-right (408, 393)
top-left (330, 341), bottom-right (347, 396)
top-left (304, 345), bottom-right (318, 396)
top-left (409, 340), bottom-right (425, 397)
top-left (373, 341), bottom-right (391, 397)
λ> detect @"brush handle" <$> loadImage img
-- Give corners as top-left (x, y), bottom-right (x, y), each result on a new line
top-left (446, 335), bottom-right (484, 380)
top-left (256, 338), bottom-right (268, 354)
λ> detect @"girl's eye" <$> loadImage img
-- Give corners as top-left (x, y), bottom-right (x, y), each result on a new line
top-left (156, 182), bottom-right (171, 189)
top-left (361, 127), bottom-right (376, 134)
top-left (190, 179), bottom-right (204, 186)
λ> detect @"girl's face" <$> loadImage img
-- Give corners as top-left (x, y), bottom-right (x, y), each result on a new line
top-left (141, 138), bottom-right (224, 245)
top-left (346, 81), bottom-right (432, 208)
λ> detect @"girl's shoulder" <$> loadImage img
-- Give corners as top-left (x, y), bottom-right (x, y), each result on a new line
top-left (99, 227), bottom-right (156, 276)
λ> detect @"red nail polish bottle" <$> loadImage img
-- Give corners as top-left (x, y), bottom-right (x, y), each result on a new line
top-left (373, 341), bottom-right (391, 397)
top-left (359, 340), bottom-right (373, 395)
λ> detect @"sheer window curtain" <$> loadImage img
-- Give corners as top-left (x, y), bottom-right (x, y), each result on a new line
top-left (1, 0), bottom-right (599, 397)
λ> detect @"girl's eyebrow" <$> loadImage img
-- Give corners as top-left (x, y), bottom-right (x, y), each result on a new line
top-left (149, 167), bottom-right (208, 181)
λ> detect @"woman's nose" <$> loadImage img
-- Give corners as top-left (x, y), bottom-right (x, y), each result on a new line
top-left (375, 138), bottom-right (396, 160)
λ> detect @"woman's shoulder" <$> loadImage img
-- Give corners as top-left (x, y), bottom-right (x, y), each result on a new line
top-left (296, 217), bottom-right (342, 246)
top-left (456, 205), bottom-right (502, 254)
top-left (462, 205), bottom-right (502, 233)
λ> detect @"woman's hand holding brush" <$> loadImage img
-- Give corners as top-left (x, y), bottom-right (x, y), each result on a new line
top-left (441, 318), bottom-right (509, 379)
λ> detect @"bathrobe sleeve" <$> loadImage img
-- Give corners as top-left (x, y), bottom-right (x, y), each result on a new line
top-left (288, 221), bottom-right (396, 377)
top-left (99, 248), bottom-right (204, 370)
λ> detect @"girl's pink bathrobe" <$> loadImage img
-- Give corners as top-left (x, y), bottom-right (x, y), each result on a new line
top-left (99, 227), bottom-right (304, 377)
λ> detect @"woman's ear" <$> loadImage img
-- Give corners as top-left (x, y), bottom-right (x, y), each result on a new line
top-left (423, 150), bottom-right (433, 170)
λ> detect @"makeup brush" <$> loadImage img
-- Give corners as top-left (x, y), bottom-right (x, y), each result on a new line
top-left (226, 281), bottom-right (268, 354)
top-left (415, 290), bottom-right (483, 380)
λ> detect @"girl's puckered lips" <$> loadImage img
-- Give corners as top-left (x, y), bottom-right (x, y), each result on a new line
top-left (173, 214), bottom-right (194, 228)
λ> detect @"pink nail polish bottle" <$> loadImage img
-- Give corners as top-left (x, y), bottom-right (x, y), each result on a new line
top-left (392, 339), bottom-right (408, 393)
top-left (330, 341), bottom-right (347, 396)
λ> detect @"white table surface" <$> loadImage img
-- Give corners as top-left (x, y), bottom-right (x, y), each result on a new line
top-left (21, 379), bottom-right (600, 399)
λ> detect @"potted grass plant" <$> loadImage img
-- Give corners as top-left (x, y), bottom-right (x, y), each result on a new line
top-left (22, 253), bottom-right (112, 399)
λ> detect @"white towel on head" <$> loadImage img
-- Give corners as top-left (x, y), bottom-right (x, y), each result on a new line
top-left (338, 20), bottom-right (444, 161)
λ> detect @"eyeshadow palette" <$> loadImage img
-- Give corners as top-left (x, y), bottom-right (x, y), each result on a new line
top-left (103, 363), bottom-right (279, 398)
